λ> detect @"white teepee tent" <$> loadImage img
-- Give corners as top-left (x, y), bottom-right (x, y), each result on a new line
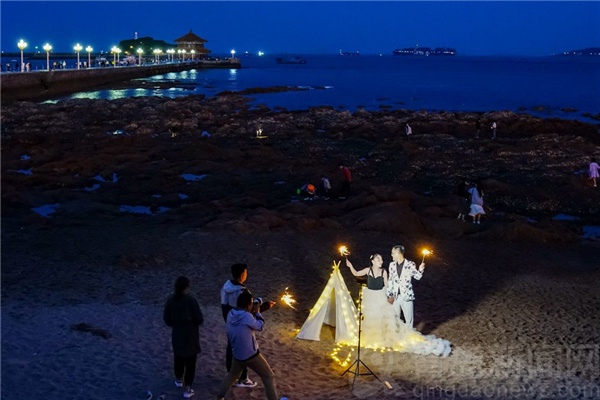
top-left (296, 261), bottom-right (359, 343)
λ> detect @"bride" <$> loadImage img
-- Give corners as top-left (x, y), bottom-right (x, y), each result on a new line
top-left (346, 255), bottom-right (451, 357)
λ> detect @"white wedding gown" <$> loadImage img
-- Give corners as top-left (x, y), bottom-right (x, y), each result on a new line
top-left (360, 278), bottom-right (451, 357)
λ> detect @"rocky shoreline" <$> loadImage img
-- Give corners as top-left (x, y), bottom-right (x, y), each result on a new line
top-left (3, 93), bottom-right (599, 238)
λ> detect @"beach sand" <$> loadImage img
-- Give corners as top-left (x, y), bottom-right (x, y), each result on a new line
top-left (2, 225), bottom-right (599, 400)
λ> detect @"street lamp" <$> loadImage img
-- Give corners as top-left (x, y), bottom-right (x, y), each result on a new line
top-left (74, 43), bottom-right (83, 69)
top-left (181, 49), bottom-right (186, 61)
top-left (17, 39), bottom-right (27, 72)
top-left (167, 49), bottom-right (174, 62)
top-left (177, 49), bottom-right (182, 61)
top-left (85, 46), bottom-right (93, 68)
top-left (230, 49), bottom-right (236, 61)
top-left (111, 46), bottom-right (118, 67)
top-left (137, 48), bottom-right (143, 65)
top-left (153, 49), bottom-right (161, 63)
top-left (116, 48), bottom-right (121, 65)
top-left (190, 49), bottom-right (196, 61)
top-left (43, 43), bottom-right (52, 71)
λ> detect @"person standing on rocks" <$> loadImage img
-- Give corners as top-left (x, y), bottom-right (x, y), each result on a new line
top-left (318, 175), bottom-right (331, 199)
top-left (589, 158), bottom-right (600, 187)
top-left (338, 163), bottom-right (352, 199)
top-left (386, 245), bottom-right (425, 328)
top-left (456, 178), bottom-right (471, 221)
top-left (163, 276), bottom-right (204, 399)
top-left (468, 181), bottom-right (485, 224)
top-left (491, 121), bottom-right (497, 139)
top-left (405, 122), bottom-right (413, 137)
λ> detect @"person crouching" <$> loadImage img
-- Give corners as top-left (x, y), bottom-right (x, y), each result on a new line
top-left (217, 292), bottom-right (287, 400)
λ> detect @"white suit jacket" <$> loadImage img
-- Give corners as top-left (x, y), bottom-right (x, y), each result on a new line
top-left (386, 259), bottom-right (423, 301)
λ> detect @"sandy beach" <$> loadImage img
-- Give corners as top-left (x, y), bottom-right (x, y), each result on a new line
top-left (2, 95), bottom-right (600, 400)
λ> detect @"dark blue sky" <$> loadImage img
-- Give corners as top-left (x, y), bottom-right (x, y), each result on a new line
top-left (1, 1), bottom-right (599, 56)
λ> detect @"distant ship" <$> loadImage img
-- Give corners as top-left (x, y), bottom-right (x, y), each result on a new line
top-left (393, 47), bottom-right (456, 56)
top-left (339, 49), bottom-right (360, 56)
top-left (276, 56), bottom-right (307, 64)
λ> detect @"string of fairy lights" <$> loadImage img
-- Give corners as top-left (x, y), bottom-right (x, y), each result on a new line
top-left (281, 245), bottom-right (433, 367)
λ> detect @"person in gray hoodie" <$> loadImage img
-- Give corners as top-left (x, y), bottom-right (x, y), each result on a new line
top-left (220, 263), bottom-right (274, 388)
top-left (217, 292), bottom-right (287, 400)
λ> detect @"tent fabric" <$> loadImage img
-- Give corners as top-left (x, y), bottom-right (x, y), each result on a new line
top-left (296, 261), bottom-right (359, 343)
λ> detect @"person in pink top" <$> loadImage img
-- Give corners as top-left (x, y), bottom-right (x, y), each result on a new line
top-left (338, 163), bottom-right (352, 199)
top-left (589, 158), bottom-right (600, 187)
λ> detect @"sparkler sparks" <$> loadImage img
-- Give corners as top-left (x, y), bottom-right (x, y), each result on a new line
top-left (280, 287), bottom-right (297, 310)
top-left (339, 245), bottom-right (350, 257)
top-left (421, 249), bottom-right (433, 263)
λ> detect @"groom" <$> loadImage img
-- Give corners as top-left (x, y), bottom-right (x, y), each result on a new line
top-left (386, 245), bottom-right (425, 328)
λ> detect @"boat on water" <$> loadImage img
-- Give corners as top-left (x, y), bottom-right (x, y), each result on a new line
top-left (393, 47), bottom-right (456, 56)
top-left (276, 57), bottom-right (307, 64)
top-left (339, 49), bottom-right (360, 56)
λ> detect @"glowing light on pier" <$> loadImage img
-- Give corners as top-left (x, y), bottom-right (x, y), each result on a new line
top-left (43, 43), bottom-right (52, 71)
top-left (85, 46), bottom-right (93, 68)
top-left (74, 43), bottom-right (83, 69)
top-left (17, 39), bottom-right (28, 72)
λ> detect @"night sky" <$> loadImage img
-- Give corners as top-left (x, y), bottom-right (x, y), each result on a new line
top-left (1, 1), bottom-right (599, 56)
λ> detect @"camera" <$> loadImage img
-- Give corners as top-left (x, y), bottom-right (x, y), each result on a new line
top-left (253, 297), bottom-right (263, 306)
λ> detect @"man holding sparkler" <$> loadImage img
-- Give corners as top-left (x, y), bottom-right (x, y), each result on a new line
top-left (386, 245), bottom-right (425, 328)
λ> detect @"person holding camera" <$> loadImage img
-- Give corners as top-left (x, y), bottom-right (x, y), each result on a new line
top-left (217, 292), bottom-right (288, 400)
top-left (220, 263), bottom-right (275, 388)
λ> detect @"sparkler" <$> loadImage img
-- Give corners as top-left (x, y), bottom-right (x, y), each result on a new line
top-left (339, 245), bottom-right (350, 259)
top-left (421, 249), bottom-right (432, 263)
top-left (280, 287), bottom-right (297, 310)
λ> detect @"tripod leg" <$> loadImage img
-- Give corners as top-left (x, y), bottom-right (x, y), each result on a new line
top-left (359, 360), bottom-right (382, 382)
top-left (351, 361), bottom-right (359, 390)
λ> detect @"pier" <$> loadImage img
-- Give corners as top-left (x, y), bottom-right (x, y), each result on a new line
top-left (1, 60), bottom-right (241, 103)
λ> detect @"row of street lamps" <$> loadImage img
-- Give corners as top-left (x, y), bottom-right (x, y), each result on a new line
top-left (16, 39), bottom-right (238, 72)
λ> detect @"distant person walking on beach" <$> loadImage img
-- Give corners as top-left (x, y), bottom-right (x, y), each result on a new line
top-left (405, 122), bottom-right (413, 137)
top-left (163, 276), bottom-right (204, 399)
top-left (468, 182), bottom-right (485, 224)
top-left (217, 292), bottom-right (288, 400)
top-left (338, 163), bottom-right (352, 199)
top-left (589, 158), bottom-right (600, 187)
top-left (456, 178), bottom-right (471, 221)
top-left (491, 121), bottom-right (497, 139)
top-left (475, 120), bottom-right (481, 138)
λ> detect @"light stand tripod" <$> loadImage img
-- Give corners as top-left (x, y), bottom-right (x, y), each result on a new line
top-left (341, 284), bottom-right (382, 390)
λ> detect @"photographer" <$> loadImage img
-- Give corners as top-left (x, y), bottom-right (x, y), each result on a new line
top-left (216, 292), bottom-right (287, 400)
top-left (220, 263), bottom-right (275, 388)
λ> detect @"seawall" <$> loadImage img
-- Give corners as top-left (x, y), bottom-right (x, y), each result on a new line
top-left (1, 60), bottom-right (240, 103)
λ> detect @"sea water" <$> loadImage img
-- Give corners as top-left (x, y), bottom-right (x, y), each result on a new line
top-left (25, 55), bottom-right (600, 121)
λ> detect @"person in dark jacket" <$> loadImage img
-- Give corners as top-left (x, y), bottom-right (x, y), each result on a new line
top-left (456, 179), bottom-right (471, 221)
top-left (220, 264), bottom-right (275, 388)
top-left (217, 292), bottom-right (288, 400)
top-left (164, 276), bottom-right (203, 399)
